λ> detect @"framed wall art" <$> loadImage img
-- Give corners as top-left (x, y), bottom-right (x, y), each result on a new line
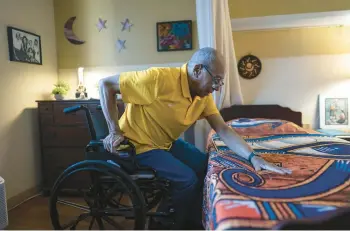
top-left (319, 94), bottom-right (350, 129)
top-left (7, 26), bottom-right (42, 65)
top-left (156, 20), bottom-right (192, 52)
top-left (238, 54), bottom-right (262, 79)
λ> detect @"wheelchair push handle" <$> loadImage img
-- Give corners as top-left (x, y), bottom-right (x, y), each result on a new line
top-left (62, 104), bottom-right (97, 140)
top-left (63, 105), bottom-right (83, 114)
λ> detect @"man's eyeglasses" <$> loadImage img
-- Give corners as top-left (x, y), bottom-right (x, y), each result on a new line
top-left (202, 65), bottom-right (224, 90)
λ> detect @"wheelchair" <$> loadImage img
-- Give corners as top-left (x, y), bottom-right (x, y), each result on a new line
top-left (49, 104), bottom-right (175, 230)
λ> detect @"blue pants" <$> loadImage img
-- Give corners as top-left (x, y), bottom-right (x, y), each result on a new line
top-left (136, 139), bottom-right (207, 229)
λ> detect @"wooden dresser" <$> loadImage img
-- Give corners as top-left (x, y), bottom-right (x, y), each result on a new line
top-left (36, 99), bottom-right (124, 194)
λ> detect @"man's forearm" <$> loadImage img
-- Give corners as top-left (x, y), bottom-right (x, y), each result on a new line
top-left (217, 126), bottom-right (254, 160)
top-left (98, 76), bottom-right (122, 134)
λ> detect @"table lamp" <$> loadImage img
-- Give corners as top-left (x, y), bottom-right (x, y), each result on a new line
top-left (75, 67), bottom-right (88, 99)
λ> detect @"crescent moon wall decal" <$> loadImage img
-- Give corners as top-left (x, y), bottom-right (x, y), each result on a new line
top-left (64, 16), bottom-right (85, 45)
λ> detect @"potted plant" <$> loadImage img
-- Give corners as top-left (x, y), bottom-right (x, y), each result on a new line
top-left (52, 80), bottom-right (70, 100)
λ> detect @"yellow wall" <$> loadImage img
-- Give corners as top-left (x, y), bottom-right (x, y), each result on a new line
top-left (229, 0), bottom-right (350, 18)
top-left (232, 26), bottom-right (350, 59)
top-left (54, 0), bottom-right (197, 69)
top-left (229, 0), bottom-right (350, 58)
top-left (0, 0), bottom-right (58, 199)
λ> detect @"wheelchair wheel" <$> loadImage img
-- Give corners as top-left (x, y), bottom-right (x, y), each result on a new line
top-left (49, 160), bottom-right (147, 230)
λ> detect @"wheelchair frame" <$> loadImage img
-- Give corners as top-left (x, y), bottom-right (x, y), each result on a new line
top-left (49, 104), bottom-right (175, 230)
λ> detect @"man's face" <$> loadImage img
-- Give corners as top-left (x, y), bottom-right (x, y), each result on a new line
top-left (193, 61), bottom-right (225, 98)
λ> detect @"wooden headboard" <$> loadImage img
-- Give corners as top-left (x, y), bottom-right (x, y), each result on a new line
top-left (220, 104), bottom-right (303, 127)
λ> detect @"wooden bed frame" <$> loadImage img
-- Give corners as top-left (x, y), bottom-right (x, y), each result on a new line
top-left (218, 104), bottom-right (350, 230)
top-left (220, 104), bottom-right (303, 126)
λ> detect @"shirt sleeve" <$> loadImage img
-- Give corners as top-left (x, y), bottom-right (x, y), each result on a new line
top-left (201, 94), bottom-right (220, 118)
top-left (119, 68), bottom-right (159, 105)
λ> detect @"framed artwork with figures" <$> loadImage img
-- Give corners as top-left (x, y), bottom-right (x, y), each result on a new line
top-left (319, 94), bottom-right (350, 129)
top-left (7, 26), bottom-right (42, 65)
top-left (156, 20), bottom-right (192, 52)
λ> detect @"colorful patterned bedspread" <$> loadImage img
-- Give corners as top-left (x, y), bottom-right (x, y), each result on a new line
top-left (203, 118), bottom-right (350, 230)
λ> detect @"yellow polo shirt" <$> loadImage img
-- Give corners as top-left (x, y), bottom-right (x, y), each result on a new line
top-left (118, 63), bottom-right (219, 154)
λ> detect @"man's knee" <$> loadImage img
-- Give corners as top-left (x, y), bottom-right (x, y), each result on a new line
top-left (176, 168), bottom-right (198, 192)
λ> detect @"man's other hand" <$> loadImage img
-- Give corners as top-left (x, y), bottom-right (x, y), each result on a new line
top-left (251, 156), bottom-right (292, 175)
top-left (103, 133), bottom-right (125, 153)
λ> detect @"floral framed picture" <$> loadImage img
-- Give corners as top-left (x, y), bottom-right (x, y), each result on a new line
top-left (7, 26), bottom-right (42, 65)
top-left (156, 20), bottom-right (192, 52)
top-left (319, 94), bottom-right (350, 129)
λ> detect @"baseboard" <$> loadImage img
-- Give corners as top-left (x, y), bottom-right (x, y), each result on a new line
top-left (7, 186), bottom-right (41, 211)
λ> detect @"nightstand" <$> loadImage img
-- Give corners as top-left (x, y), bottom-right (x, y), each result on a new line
top-left (317, 129), bottom-right (350, 142)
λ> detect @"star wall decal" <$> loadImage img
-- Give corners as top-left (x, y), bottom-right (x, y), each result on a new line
top-left (96, 17), bottom-right (107, 32)
top-left (121, 18), bottom-right (133, 31)
top-left (117, 38), bottom-right (126, 52)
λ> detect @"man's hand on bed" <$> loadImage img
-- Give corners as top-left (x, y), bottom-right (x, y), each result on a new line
top-left (251, 156), bottom-right (292, 175)
top-left (205, 113), bottom-right (292, 175)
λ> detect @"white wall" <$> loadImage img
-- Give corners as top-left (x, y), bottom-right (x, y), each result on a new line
top-left (240, 54), bottom-right (350, 129)
top-left (0, 0), bottom-right (58, 199)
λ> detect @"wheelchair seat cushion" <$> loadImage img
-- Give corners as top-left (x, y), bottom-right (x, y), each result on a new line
top-left (86, 140), bottom-right (151, 176)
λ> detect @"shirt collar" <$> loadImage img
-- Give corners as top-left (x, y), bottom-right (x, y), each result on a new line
top-left (180, 63), bottom-right (192, 100)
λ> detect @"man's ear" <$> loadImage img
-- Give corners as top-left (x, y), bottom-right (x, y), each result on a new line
top-left (193, 64), bottom-right (202, 77)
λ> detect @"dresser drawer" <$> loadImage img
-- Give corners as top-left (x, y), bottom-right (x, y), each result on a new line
top-left (42, 147), bottom-right (89, 189)
top-left (88, 102), bottom-right (125, 118)
top-left (37, 100), bottom-right (124, 192)
top-left (40, 114), bottom-right (54, 126)
top-left (42, 147), bottom-right (85, 167)
top-left (41, 126), bottom-right (91, 147)
top-left (39, 103), bottom-right (53, 114)
top-left (53, 103), bottom-right (88, 125)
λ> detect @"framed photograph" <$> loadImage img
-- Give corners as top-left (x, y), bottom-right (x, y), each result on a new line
top-left (7, 26), bottom-right (42, 65)
top-left (319, 94), bottom-right (350, 129)
top-left (156, 20), bottom-right (192, 52)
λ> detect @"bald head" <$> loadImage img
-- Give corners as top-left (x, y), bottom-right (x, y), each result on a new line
top-left (187, 47), bottom-right (225, 76)
top-left (186, 47), bottom-right (225, 98)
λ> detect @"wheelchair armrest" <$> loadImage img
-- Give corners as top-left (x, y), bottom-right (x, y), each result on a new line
top-left (86, 140), bottom-right (104, 150)
top-left (89, 140), bottom-right (104, 146)
top-left (85, 139), bottom-right (156, 176)
top-left (86, 140), bottom-right (136, 161)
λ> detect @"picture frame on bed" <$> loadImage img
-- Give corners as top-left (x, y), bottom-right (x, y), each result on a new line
top-left (319, 94), bottom-right (350, 129)
top-left (7, 26), bottom-right (42, 65)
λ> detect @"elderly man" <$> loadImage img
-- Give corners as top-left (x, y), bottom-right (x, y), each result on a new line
top-left (99, 47), bottom-right (291, 229)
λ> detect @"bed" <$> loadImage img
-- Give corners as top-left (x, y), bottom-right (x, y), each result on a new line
top-left (203, 104), bottom-right (350, 230)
